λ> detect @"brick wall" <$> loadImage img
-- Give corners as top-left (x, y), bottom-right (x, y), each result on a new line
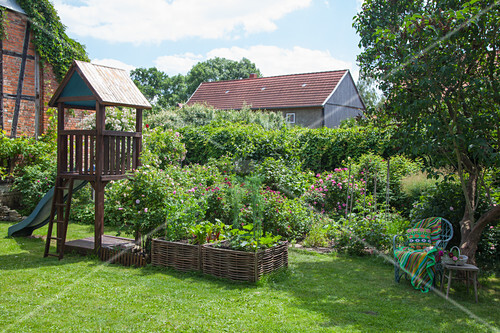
top-left (1, 9), bottom-right (93, 138)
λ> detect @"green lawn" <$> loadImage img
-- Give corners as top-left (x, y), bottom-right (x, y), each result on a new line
top-left (1, 221), bottom-right (498, 333)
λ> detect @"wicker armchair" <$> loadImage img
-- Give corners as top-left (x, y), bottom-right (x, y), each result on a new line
top-left (393, 217), bottom-right (453, 291)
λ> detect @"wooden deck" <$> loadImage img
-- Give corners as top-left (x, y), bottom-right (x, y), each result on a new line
top-left (65, 235), bottom-right (135, 255)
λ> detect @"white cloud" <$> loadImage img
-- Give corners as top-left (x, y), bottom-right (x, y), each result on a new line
top-left (206, 45), bottom-right (353, 77)
top-left (154, 53), bottom-right (203, 76)
top-left (91, 58), bottom-right (136, 74)
top-left (53, 0), bottom-right (311, 44)
top-left (92, 46), bottom-right (358, 81)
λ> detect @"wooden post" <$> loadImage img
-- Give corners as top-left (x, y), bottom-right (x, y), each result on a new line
top-left (56, 103), bottom-right (65, 252)
top-left (134, 108), bottom-right (143, 169)
top-left (94, 102), bottom-right (105, 252)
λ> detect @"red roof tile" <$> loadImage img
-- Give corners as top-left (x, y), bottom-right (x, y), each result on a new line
top-left (186, 70), bottom-right (348, 109)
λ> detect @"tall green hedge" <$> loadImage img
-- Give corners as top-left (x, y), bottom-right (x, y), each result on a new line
top-left (180, 124), bottom-right (392, 173)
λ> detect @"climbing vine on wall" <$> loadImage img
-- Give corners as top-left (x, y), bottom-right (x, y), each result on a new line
top-left (15, 0), bottom-right (89, 81)
top-left (0, 7), bottom-right (8, 40)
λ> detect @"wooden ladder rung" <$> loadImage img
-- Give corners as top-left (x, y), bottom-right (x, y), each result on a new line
top-left (49, 237), bottom-right (63, 241)
top-left (45, 253), bottom-right (60, 258)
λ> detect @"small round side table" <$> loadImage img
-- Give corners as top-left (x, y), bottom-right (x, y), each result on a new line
top-left (440, 263), bottom-right (479, 303)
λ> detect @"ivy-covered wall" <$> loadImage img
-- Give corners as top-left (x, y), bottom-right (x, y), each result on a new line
top-left (0, 1), bottom-right (90, 137)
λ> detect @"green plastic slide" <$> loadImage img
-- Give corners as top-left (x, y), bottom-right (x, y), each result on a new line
top-left (8, 179), bottom-right (88, 237)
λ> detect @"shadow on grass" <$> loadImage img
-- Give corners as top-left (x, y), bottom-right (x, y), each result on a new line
top-left (0, 233), bottom-right (96, 270)
top-left (263, 249), bottom-right (499, 332)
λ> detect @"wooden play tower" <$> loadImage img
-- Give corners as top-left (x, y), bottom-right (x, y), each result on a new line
top-left (44, 60), bottom-right (151, 259)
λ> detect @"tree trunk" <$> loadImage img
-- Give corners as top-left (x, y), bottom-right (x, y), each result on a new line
top-left (460, 205), bottom-right (500, 265)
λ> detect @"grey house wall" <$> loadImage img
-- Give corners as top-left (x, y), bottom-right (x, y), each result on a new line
top-left (278, 107), bottom-right (323, 129)
top-left (323, 72), bottom-right (365, 128)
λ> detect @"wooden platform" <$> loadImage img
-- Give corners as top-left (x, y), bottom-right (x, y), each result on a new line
top-left (65, 235), bottom-right (135, 255)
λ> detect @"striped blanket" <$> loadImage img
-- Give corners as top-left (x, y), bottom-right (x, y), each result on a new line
top-left (394, 217), bottom-right (442, 293)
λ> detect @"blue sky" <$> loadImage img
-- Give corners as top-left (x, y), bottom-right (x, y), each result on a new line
top-left (53, 0), bottom-right (363, 80)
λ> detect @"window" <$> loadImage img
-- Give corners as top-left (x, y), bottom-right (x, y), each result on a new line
top-left (285, 113), bottom-right (295, 124)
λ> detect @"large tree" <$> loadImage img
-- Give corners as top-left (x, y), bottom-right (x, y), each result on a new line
top-left (185, 57), bottom-right (261, 96)
top-left (131, 57), bottom-right (261, 111)
top-left (354, 0), bottom-right (500, 262)
top-left (130, 67), bottom-right (188, 111)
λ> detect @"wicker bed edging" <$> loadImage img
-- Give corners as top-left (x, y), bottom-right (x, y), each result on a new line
top-left (202, 241), bottom-right (288, 282)
top-left (99, 247), bottom-right (148, 267)
top-left (151, 238), bottom-right (202, 272)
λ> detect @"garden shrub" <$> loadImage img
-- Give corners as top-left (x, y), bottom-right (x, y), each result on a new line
top-left (141, 127), bottom-right (186, 169)
top-left (79, 107), bottom-right (136, 131)
top-left (180, 123), bottom-right (392, 173)
top-left (0, 130), bottom-right (55, 179)
top-left (145, 104), bottom-right (287, 130)
top-left (296, 127), bottom-right (391, 174)
top-left (353, 153), bottom-right (422, 217)
top-left (253, 157), bottom-right (312, 197)
top-left (476, 225), bottom-right (499, 275)
top-left (302, 216), bottom-right (330, 247)
top-left (261, 188), bottom-right (313, 239)
top-left (303, 168), bottom-right (371, 218)
top-left (11, 164), bottom-right (56, 215)
top-left (330, 211), bottom-right (407, 256)
top-left (104, 166), bottom-right (209, 248)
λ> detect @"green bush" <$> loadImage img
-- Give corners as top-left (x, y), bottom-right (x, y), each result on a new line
top-left (141, 127), bottom-right (186, 169)
top-left (302, 168), bottom-right (371, 218)
top-left (180, 123), bottom-right (393, 173)
top-left (353, 153), bottom-right (422, 217)
top-left (261, 188), bottom-right (313, 239)
top-left (253, 157), bottom-right (313, 197)
top-left (0, 130), bottom-right (55, 179)
top-left (145, 104), bottom-right (287, 130)
top-left (12, 164), bottom-right (56, 215)
top-left (330, 211), bottom-right (409, 256)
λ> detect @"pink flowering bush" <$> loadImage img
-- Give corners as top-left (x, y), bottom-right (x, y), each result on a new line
top-left (303, 168), bottom-right (371, 218)
top-left (261, 187), bottom-right (313, 239)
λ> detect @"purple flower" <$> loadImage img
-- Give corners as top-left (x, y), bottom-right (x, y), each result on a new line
top-left (144, 208), bottom-right (148, 213)
top-left (135, 199), bottom-right (140, 204)
top-left (449, 206), bottom-right (454, 211)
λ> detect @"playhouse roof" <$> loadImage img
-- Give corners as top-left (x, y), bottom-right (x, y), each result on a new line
top-left (49, 60), bottom-right (152, 110)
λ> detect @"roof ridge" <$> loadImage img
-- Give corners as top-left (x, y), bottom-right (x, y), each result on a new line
top-left (200, 69), bottom-right (349, 85)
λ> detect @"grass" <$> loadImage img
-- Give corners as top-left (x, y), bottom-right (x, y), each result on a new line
top-left (1, 221), bottom-right (499, 332)
top-left (401, 171), bottom-right (438, 199)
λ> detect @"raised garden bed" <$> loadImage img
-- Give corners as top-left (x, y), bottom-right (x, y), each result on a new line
top-left (151, 238), bottom-right (202, 272)
top-left (99, 246), bottom-right (148, 267)
top-left (202, 241), bottom-right (288, 282)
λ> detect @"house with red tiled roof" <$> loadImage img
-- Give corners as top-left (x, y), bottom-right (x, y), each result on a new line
top-left (186, 70), bottom-right (365, 128)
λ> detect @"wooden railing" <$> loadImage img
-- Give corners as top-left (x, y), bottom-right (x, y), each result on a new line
top-left (59, 130), bottom-right (140, 179)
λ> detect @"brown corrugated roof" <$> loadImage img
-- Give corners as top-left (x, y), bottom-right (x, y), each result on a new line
top-left (186, 70), bottom-right (348, 109)
top-left (49, 60), bottom-right (151, 109)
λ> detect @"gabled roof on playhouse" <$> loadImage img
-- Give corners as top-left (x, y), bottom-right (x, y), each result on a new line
top-left (49, 60), bottom-right (151, 110)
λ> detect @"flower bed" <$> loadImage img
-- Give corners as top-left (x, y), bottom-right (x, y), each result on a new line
top-left (151, 238), bottom-right (202, 272)
top-left (202, 241), bottom-right (288, 282)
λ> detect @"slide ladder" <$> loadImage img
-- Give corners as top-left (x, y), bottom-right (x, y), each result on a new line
top-left (43, 177), bottom-right (75, 259)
